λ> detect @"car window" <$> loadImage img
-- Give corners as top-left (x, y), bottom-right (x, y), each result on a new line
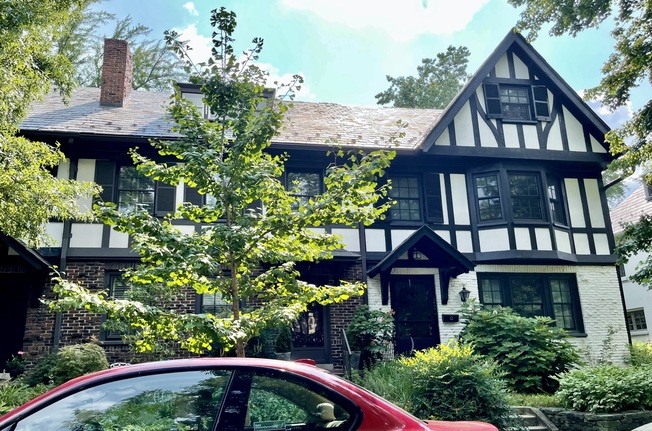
top-left (244, 374), bottom-right (352, 431)
top-left (12, 370), bottom-right (232, 431)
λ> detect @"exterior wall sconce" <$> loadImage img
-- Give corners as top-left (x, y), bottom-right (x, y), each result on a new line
top-left (459, 285), bottom-right (470, 303)
top-left (412, 249), bottom-right (423, 260)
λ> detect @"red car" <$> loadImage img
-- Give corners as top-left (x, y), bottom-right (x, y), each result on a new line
top-left (0, 358), bottom-right (498, 431)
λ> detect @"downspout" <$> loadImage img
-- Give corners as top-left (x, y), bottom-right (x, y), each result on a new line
top-left (53, 151), bottom-right (77, 350)
top-left (617, 268), bottom-right (632, 345)
top-left (357, 222), bottom-right (368, 305)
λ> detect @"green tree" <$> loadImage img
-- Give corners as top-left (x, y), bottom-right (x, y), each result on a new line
top-left (507, 0), bottom-right (652, 282)
top-left (50, 7), bottom-right (396, 357)
top-left (0, 0), bottom-right (97, 246)
top-left (375, 46), bottom-right (471, 109)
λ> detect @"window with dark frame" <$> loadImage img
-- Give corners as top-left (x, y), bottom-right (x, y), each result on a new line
top-left (627, 309), bottom-right (648, 331)
top-left (200, 292), bottom-right (231, 318)
top-left (484, 82), bottom-right (549, 121)
top-left (287, 170), bottom-right (322, 210)
top-left (475, 174), bottom-right (502, 221)
top-left (509, 174), bottom-right (543, 220)
top-left (94, 161), bottom-right (176, 216)
top-left (118, 166), bottom-right (155, 213)
top-left (389, 176), bottom-right (421, 221)
top-left (475, 171), bottom-right (568, 224)
top-left (102, 274), bottom-right (130, 342)
top-left (478, 273), bottom-right (584, 332)
top-left (547, 176), bottom-right (567, 224)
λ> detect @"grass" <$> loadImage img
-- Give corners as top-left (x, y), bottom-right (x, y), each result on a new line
top-left (0, 381), bottom-right (51, 415)
top-left (507, 392), bottom-right (561, 408)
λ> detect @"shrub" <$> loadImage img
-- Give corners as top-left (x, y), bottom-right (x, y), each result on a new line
top-left (275, 326), bottom-right (293, 353)
top-left (345, 305), bottom-right (393, 369)
top-left (3, 351), bottom-right (26, 378)
top-left (49, 343), bottom-right (109, 385)
top-left (358, 340), bottom-right (515, 430)
top-left (556, 365), bottom-right (652, 413)
top-left (459, 304), bottom-right (579, 393)
top-left (22, 352), bottom-right (59, 386)
top-left (629, 341), bottom-right (652, 367)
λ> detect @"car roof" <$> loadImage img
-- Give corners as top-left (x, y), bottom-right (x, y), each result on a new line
top-left (0, 358), bottom-right (371, 423)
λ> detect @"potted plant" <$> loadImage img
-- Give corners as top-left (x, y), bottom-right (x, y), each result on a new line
top-left (274, 325), bottom-right (293, 361)
top-left (345, 306), bottom-right (394, 370)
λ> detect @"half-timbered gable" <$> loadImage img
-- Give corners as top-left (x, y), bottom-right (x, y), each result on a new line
top-left (3, 32), bottom-right (629, 370)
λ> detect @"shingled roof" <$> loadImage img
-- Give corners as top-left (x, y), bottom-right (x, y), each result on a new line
top-left (610, 184), bottom-right (652, 234)
top-left (20, 87), bottom-right (442, 150)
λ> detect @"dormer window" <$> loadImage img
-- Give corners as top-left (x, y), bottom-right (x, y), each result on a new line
top-left (484, 82), bottom-right (550, 121)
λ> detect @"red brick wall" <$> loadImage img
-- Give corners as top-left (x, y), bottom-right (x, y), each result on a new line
top-left (100, 39), bottom-right (132, 107)
top-left (22, 260), bottom-right (368, 368)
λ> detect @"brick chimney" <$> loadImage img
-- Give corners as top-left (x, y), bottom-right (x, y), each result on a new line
top-left (100, 39), bottom-right (132, 107)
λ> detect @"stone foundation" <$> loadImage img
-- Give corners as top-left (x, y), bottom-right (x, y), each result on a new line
top-left (541, 408), bottom-right (652, 431)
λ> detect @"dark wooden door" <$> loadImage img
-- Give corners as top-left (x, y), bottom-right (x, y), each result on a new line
top-left (0, 275), bottom-right (29, 367)
top-left (391, 275), bottom-right (440, 355)
top-left (291, 303), bottom-right (330, 363)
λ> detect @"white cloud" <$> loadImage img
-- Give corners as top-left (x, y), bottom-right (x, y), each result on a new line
top-left (173, 25), bottom-right (315, 101)
top-left (183, 2), bottom-right (199, 16)
top-left (174, 24), bottom-right (213, 66)
top-left (280, 0), bottom-right (490, 41)
top-left (584, 97), bottom-right (633, 130)
top-left (256, 61), bottom-right (316, 102)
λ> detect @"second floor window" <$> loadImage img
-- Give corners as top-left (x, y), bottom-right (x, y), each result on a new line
top-left (509, 174), bottom-right (543, 220)
top-left (476, 174), bottom-right (502, 221)
top-left (547, 176), bottom-right (566, 224)
top-left (118, 166), bottom-right (155, 213)
top-left (474, 171), bottom-right (566, 224)
top-left (389, 176), bottom-right (421, 221)
top-left (287, 171), bottom-right (322, 210)
top-left (95, 161), bottom-right (176, 216)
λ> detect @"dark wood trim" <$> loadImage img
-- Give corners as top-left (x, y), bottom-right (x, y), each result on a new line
top-left (516, 124), bottom-right (525, 149)
top-left (474, 93), bottom-right (503, 146)
top-left (558, 104), bottom-right (570, 152)
top-left (507, 49), bottom-right (516, 78)
top-left (472, 249), bottom-right (617, 264)
top-left (448, 123), bottom-right (457, 146)
top-left (529, 226), bottom-right (538, 250)
top-left (469, 93), bottom-right (482, 147)
top-left (577, 179), bottom-right (597, 255)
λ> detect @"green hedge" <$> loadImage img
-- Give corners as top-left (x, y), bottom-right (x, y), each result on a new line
top-left (556, 365), bottom-right (652, 413)
top-left (357, 340), bottom-right (516, 430)
top-left (460, 304), bottom-right (579, 393)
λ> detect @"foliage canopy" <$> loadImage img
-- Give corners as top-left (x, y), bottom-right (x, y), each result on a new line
top-left (50, 7), bottom-right (396, 357)
top-left (0, 0), bottom-right (97, 245)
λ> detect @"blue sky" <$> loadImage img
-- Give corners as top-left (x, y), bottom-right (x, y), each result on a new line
top-left (94, 0), bottom-right (650, 130)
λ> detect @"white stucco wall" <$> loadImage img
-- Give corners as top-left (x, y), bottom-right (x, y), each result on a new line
top-left (367, 264), bottom-right (629, 364)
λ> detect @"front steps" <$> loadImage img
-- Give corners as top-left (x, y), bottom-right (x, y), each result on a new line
top-left (511, 406), bottom-right (558, 431)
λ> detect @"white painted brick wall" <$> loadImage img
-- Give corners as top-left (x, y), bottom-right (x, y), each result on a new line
top-left (367, 264), bottom-right (629, 364)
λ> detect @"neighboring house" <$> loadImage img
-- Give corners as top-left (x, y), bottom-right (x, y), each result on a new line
top-left (611, 183), bottom-right (652, 342)
top-left (1, 31), bottom-right (630, 369)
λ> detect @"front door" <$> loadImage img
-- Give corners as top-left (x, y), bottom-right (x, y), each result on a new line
top-left (291, 303), bottom-right (330, 363)
top-left (390, 275), bottom-right (440, 355)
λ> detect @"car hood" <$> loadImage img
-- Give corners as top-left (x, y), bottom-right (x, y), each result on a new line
top-left (424, 420), bottom-right (499, 431)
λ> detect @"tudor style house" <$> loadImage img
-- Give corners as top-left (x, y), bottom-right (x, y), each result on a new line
top-left (2, 31), bottom-right (630, 369)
